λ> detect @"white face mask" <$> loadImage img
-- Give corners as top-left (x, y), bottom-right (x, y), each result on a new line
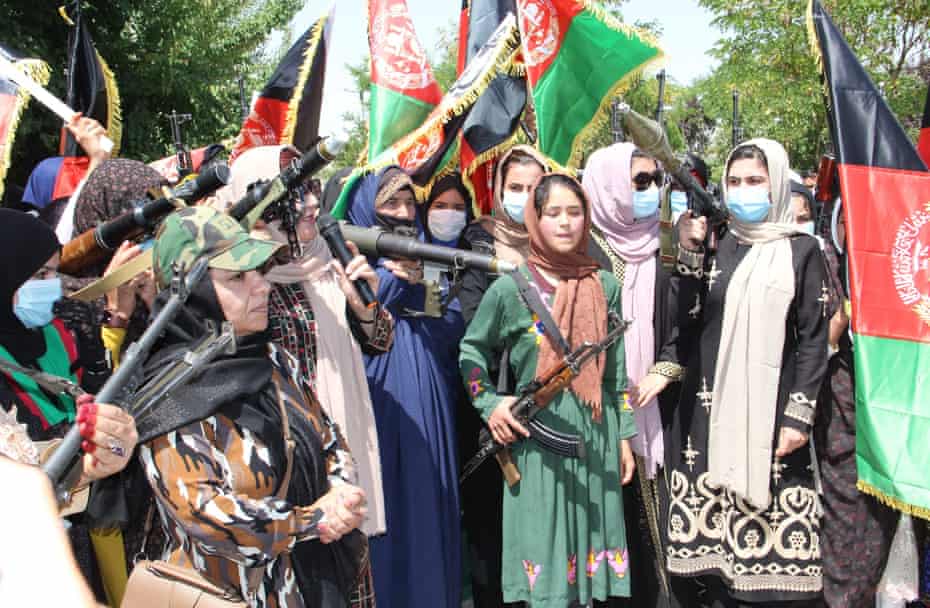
top-left (428, 209), bottom-right (467, 243)
top-left (502, 190), bottom-right (529, 224)
top-left (798, 221), bottom-right (815, 235)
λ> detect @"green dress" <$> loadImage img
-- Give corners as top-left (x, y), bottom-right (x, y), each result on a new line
top-left (459, 266), bottom-right (636, 606)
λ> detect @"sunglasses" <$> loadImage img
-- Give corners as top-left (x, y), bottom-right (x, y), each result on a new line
top-left (632, 170), bottom-right (665, 191)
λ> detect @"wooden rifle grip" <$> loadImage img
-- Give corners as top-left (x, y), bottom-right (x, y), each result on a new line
top-left (496, 449), bottom-right (521, 487)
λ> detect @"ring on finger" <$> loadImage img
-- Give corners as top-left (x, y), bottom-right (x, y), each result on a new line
top-left (108, 438), bottom-right (126, 458)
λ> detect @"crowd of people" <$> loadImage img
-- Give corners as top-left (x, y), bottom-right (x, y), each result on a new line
top-left (1, 104), bottom-right (928, 608)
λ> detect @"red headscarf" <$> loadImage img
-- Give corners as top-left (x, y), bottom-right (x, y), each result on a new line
top-left (524, 174), bottom-right (608, 420)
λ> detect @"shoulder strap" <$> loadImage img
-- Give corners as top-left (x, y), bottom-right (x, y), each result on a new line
top-left (274, 389), bottom-right (295, 501)
top-left (509, 269), bottom-right (571, 356)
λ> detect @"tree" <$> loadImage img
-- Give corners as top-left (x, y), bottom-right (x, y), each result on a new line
top-left (1, 0), bottom-right (302, 204)
top-left (691, 0), bottom-right (929, 175)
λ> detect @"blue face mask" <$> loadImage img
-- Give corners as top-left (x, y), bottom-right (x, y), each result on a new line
top-left (798, 221), bottom-right (815, 235)
top-left (14, 278), bottom-right (62, 329)
top-left (502, 190), bottom-right (528, 224)
top-left (727, 186), bottom-right (771, 223)
top-left (632, 186), bottom-right (660, 219)
top-left (670, 190), bottom-right (688, 224)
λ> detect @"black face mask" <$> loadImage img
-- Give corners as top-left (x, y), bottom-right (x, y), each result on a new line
top-left (375, 212), bottom-right (417, 237)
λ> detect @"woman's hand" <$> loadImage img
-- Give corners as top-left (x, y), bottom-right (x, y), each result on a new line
top-left (630, 373), bottom-right (670, 408)
top-left (486, 397), bottom-right (530, 446)
top-left (678, 210), bottom-right (707, 250)
top-left (65, 113), bottom-right (110, 166)
top-left (620, 439), bottom-right (635, 486)
top-left (76, 394), bottom-right (138, 481)
top-left (103, 241), bottom-right (145, 323)
top-left (333, 241), bottom-right (379, 321)
top-left (774, 427), bottom-right (809, 458)
top-left (134, 269), bottom-right (158, 312)
top-left (314, 485), bottom-right (367, 544)
top-left (383, 259), bottom-right (423, 285)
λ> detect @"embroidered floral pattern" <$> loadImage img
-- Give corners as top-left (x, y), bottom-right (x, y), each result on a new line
top-left (468, 368), bottom-right (485, 398)
top-left (523, 560), bottom-right (542, 591)
top-left (586, 549), bottom-right (606, 578)
top-left (527, 312), bottom-right (546, 345)
top-left (607, 548), bottom-right (629, 579)
top-left (567, 554), bottom-right (577, 585)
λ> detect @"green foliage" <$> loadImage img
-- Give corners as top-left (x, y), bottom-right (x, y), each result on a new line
top-left (691, 0), bottom-right (929, 176)
top-left (1, 0), bottom-right (301, 204)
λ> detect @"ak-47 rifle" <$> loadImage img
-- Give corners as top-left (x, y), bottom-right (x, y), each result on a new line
top-left (168, 110), bottom-right (194, 180)
top-left (59, 164), bottom-right (230, 276)
top-left (43, 257), bottom-right (212, 503)
top-left (461, 312), bottom-right (631, 487)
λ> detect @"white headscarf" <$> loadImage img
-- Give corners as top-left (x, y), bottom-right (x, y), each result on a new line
top-left (708, 138), bottom-right (805, 509)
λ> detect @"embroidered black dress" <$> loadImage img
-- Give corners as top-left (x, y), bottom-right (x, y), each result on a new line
top-left (663, 230), bottom-right (829, 602)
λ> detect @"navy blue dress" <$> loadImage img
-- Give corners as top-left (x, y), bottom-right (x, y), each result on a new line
top-left (346, 171), bottom-right (463, 608)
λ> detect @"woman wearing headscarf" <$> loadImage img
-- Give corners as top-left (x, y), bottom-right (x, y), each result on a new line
top-left (459, 145), bottom-right (549, 322)
top-left (456, 146), bottom-right (548, 607)
top-left (666, 139), bottom-right (828, 606)
top-left (0, 208), bottom-right (138, 602)
top-left (133, 206), bottom-right (368, 608)
top-left (343, 166), bottom-right (463, 608)
top-left (460, 173), bottom-right (636, 608)
top-left (582, 142), bottom-right (682, 606)
top-left (223, 144), bottom-right (394, 608)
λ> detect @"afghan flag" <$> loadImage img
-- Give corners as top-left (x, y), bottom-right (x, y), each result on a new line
top-left (0, 46), bottom-right (50, 201)
top-left (918, 84), bottom-right (930, 169)
top-left (230, 7), bottom-right (333, 163)
top-left (59, 6), bottom-right (122, 157)
top-left (515, 0), bottom-right (662, 167)
top-left (332, 16), bottom-right (521, 219)
top-left (459, 0), bottom-right (527, 216)
top-left (367, 0), bottom-right (443, 160)
top-left (809, 0), bottom-right (930, 520)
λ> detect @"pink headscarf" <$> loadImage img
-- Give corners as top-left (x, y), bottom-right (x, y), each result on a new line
top-left (582, 142), bottom-right (664, 478)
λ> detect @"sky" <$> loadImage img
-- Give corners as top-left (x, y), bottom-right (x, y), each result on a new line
top-left (285, 0), bottom-right (722, 135)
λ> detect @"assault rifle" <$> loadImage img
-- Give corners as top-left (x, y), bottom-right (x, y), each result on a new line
top-left (461, 312), bottom-right (631, 487)
top-left (44, 257), bottom-right (211, 503)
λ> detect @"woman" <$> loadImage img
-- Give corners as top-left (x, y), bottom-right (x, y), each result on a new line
top-left (136, 206), bottom-right (367, 608)
top-left (0, 208), bottom-right (138, 602)
top-left (582, 143), bottom-right (682, 606)
top-left (423, 172), bottom-right (473, 247)
top-left (344, 167), bottom-right (463, 608)
top-left (667, 139), bottom-right (828, 606)
top-left (226, 144), bottom-right (393, 608)
top-left (457, 146), bottom-right (547, 607)
top-left (460, 173), bottom-right (636, 607)
top-left (459, 145), bottom-right (549, 321)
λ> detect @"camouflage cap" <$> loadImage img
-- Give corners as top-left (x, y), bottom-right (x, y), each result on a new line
top-left (153, 206), bottom-right (282, 287)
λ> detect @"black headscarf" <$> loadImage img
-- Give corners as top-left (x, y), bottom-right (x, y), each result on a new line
top-left (423, 172), bottom-right (474, 246)
top-left (134, 273), bottom-right (358, 606)
top-left (0, 209), bottom-right (61, 362)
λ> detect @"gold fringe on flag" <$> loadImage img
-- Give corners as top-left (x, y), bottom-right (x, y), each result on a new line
top-left (0, 59), bottom-right (51, 200)
top-left (805, 0), bottom-right (832, 116)
top-left (857, 479), bottom-right (930, 522)
top-left (95, 50), bottom-right (122, 157)
top-left (359, 16), bottom-right (523, 194)
top-left (282, 10), bottom-right (328, 146)
top-left (561, 1), bottom-right (665, 168)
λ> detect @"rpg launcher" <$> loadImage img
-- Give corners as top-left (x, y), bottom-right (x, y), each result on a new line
top-left (618, 104), bottom-right (727, 230)
top-left (59, 164), bottom-right (231, 275)
top-left (227, 134), bottom-right (347, 259)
